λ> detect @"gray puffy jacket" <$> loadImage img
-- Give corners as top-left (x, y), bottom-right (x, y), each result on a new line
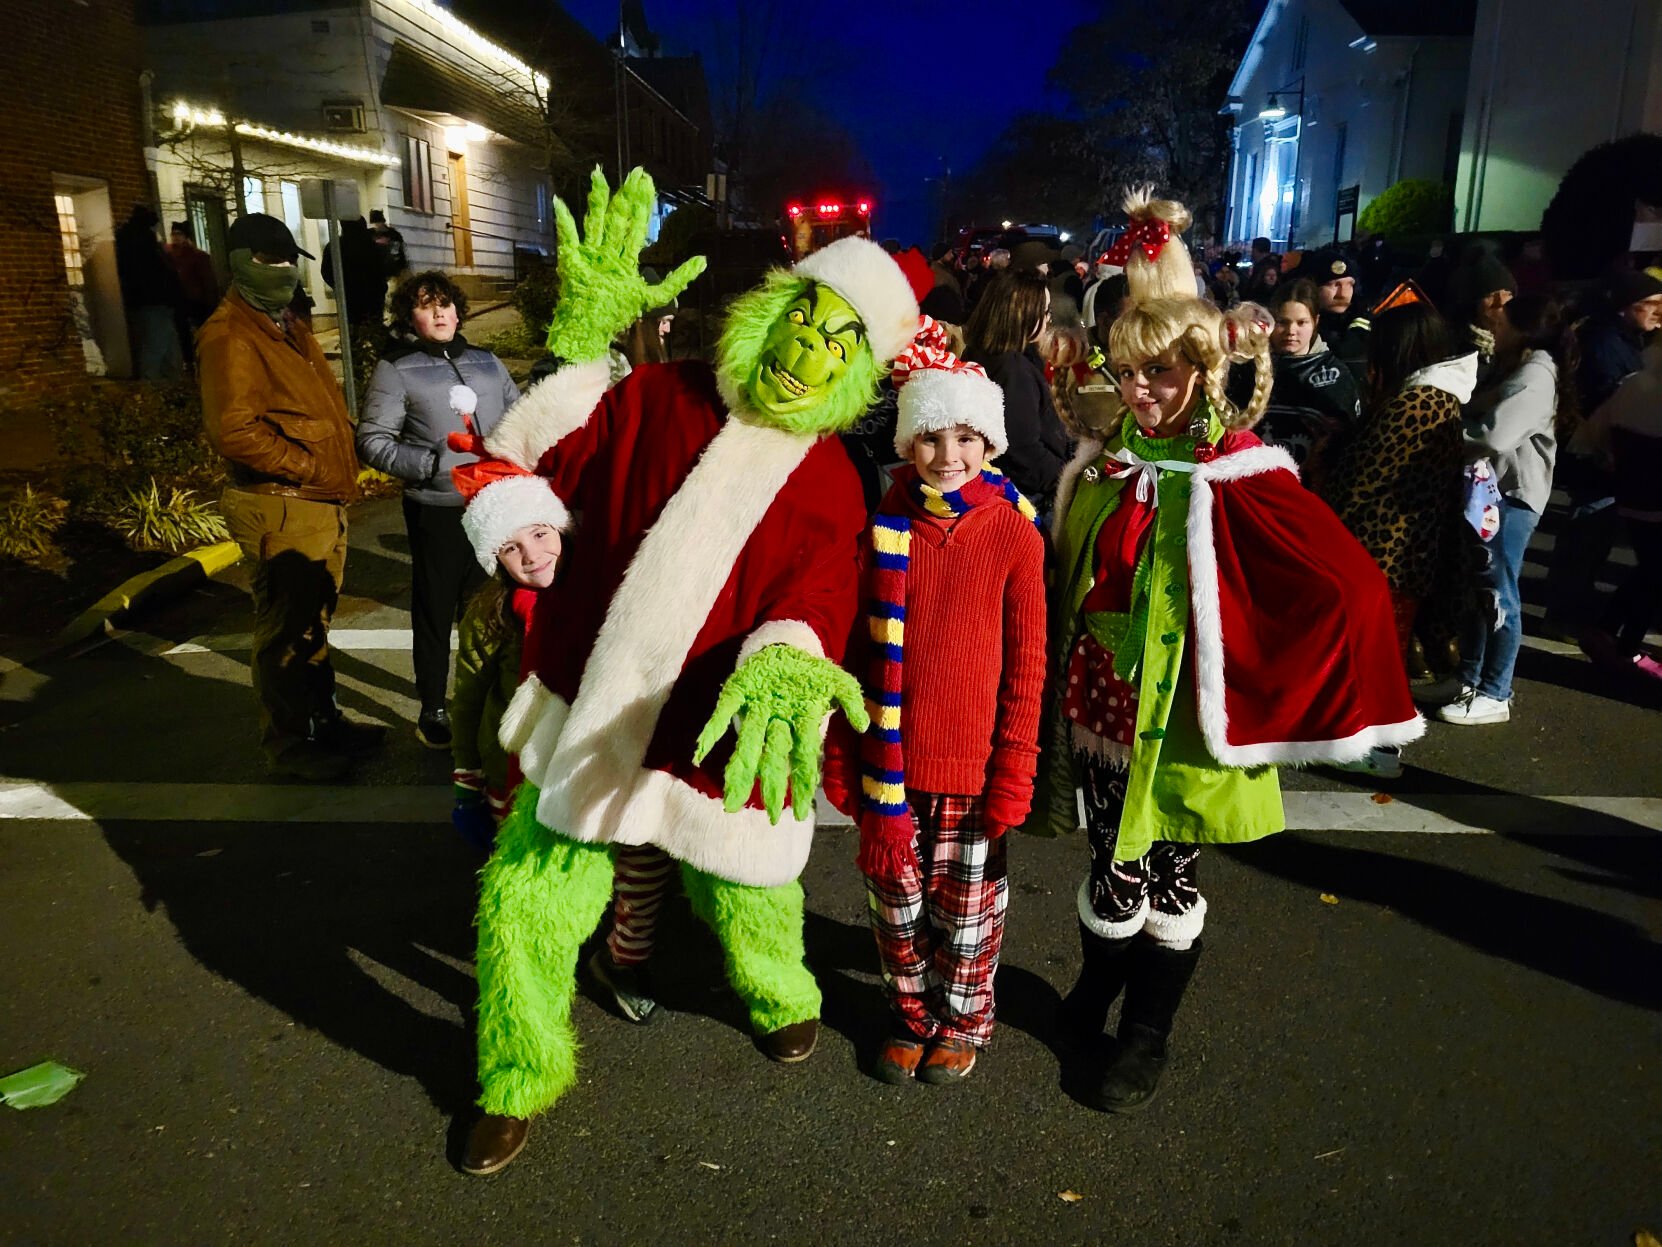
top-left (356, 335), bottom-right (520, 506)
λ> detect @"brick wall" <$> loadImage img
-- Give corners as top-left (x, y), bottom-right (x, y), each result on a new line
top-left (2, 0), bottom-right (152, 402)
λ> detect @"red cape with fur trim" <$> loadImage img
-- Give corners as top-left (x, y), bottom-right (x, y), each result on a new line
top-left (1186, 443), bottom-right (1423, 765)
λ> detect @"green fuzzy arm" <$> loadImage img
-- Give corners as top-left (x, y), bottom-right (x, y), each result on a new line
top-left (546, 166), bottom-right (707, 362)
top-left (692, 644), bottom-right (871, 824)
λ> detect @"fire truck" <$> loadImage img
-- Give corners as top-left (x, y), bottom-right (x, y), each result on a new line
top-left (784, 195), bottom-right (874, 261)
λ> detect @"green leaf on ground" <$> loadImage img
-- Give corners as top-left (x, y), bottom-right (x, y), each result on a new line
top-left (0, 1061), bottom-right (85, 1109)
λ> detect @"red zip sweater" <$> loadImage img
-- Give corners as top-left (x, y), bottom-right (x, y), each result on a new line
top-left (828, 477), bottom-right (1048, 832)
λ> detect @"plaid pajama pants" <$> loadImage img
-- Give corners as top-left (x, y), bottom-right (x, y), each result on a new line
top-left (1075, 748), bottom-right (1206, 948)
top-left (863, 792), bottom-right (1009, 1047)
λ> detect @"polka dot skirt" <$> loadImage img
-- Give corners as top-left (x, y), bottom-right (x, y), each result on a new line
top-left (1061, 633), bottom-right (1138, 753)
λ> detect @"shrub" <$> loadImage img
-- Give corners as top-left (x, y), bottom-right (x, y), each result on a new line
top-left (0, 485), bottom-right (67, 563)
top-left (109, 479), bottom-right (230, 553)
top-left (511, 265), bottom-right (559, 346)
top-left (1358, 179), bottom-right (1454, 239)
top-left (52, 381), bottom-right (225, 524)
top-left (1542, 133), bottom-right (1662, 280)
top-left (474, 317), bottom-right (543, 359)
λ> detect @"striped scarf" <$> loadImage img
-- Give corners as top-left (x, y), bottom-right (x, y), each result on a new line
top-left (856, 465), bottom-right (1041, 884)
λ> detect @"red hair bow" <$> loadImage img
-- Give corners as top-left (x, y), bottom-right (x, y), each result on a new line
top-left (1102, 218), bottom-right (1172, 267)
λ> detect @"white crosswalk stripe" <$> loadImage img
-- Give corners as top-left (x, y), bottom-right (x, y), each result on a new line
top-left (1, 781), bottom-right (1657, 835)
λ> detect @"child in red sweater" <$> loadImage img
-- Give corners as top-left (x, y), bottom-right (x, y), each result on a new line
top-left (828, 318), bottom-right (1048, 1085)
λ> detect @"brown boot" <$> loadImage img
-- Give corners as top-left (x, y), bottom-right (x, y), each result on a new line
top-left (461, 1113), bottom-right (529, 1176)
top-left (758, 1018), bottom-right (818, 1063)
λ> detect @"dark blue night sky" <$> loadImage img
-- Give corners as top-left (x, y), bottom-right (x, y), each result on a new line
top-left (559, 0), bottom-right (1097, 247)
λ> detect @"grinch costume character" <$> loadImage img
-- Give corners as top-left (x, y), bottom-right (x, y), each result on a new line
top-left (454, 169), bottom-right (920, 1175)
top-left (1039, 190), bottom-right (1422, 1114)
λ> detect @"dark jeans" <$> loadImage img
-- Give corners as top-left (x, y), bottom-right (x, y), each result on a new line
top-left (404, 497), bottom-right (486, 712)
top-left (1544, 455), bottom-right (1619, 624)
top-left (1602, 517), bottom-right (1662, 654)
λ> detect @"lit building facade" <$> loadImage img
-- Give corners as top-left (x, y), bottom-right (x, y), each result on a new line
top-left (1220, 0), bottom-right (1473, 251)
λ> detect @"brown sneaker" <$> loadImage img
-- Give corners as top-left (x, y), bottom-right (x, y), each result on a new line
top-left (460, 1113), bottom-right (529, 1176)
top-left (872, 1031), bottom-right (927, 1084)
top-left (758, 1018), bottom-right (818, 1064)
top-left (917, 1037), bottom-right (977, 1085)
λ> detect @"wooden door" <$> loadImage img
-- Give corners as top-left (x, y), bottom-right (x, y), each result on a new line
top-left (448, 152), bottom-right (472, 268)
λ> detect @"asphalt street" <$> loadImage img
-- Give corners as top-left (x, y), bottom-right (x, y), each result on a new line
top-left (1, 496), bottom-right (1658, 1246)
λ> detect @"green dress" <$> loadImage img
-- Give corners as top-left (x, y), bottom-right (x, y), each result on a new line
top-left (1035, 408), bottom-right (1285, 860)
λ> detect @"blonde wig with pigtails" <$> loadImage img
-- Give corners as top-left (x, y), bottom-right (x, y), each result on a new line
top-left (1106, 186), bottom-right (1275, 430)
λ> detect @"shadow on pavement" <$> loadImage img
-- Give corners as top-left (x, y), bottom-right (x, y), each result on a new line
top-left (100, 819), bottom-right (481, 1113)
top-left (1226, 832), bottom-right (1661, 1010)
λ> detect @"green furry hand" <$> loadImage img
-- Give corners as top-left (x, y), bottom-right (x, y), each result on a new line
top-left (693, 644), bottom-right (870, 824)
top-left (546, 166), bottom-right (707, 362)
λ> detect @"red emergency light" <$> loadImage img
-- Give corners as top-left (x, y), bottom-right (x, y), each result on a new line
top-left (815, 202), bottom-right (842, 217)
top-left (857, 200), bottom-right (871, 216)
top-left (786, 203), bottom-right (802, 218)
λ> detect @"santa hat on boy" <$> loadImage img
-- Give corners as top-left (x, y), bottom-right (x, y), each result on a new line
top-left (890, 316), bottom-right (1007, 458)
top-left (447, 421), bottom-right (571, 574)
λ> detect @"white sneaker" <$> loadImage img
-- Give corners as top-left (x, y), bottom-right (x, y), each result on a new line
top-left (1414, 678), bottom-right (1471, 706)
top-left (1437, 690), bottom-right (1511, 725)
top-left (1329, 746), bottom-right (1403, 779)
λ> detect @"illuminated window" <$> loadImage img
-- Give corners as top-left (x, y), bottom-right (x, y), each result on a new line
top-left (55, 193), bottom-right (84, 288)
top-left (242, 175), bottom-right (265, 216)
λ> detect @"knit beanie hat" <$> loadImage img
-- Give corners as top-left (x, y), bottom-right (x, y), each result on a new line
top-left (890, 316), bottom-right (1006, 457)
top-left (448, 429), bottom-right (572, 573)
top-left (793, 236), bottom-right (922, 363)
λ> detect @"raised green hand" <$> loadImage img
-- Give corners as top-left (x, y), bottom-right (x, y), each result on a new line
top-left (545, 166), bottom-right (707, 362)
top-left (692, 644), bottom-right (871, 824)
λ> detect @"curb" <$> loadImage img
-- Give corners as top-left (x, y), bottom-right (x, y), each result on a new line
top-left (55, 541), bottom-right (243, 649)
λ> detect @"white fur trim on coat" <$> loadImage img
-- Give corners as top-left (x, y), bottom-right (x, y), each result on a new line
top-left (893, 368), bottom-right (1008, 458)
top-left (497, 674), bottom-right (554, 754)
top-left (461, 475), bottom-right (573, 573)
top-left (793, 236), bottom-right (921, 363)
top-left (528, 418), bottom-right (821, 886)
top-left (1077, 881), bottom-right (1148, 940)
top-left (1052, 435), bottom-right (1106, 542)
top-left (483, 357), bottom-right (609, 470)
top-left (736, 619), bottom-right (826, 666)
top-left (1186, 445), bottom-right (1426, 766)
top-left (1141, 896), bottom-right (1207, 948)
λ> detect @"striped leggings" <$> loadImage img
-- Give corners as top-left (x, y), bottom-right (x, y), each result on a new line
top-left (607, 844), bottom-right (675, 967)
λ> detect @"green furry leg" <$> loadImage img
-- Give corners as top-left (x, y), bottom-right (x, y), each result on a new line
top-left (474, 784), bottom-right (615, 1117)
top-left (681, 865), bottom-right (821, 1033)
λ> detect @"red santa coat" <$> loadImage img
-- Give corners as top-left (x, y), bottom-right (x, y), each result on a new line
top-left (493, 358), bottom-right (866, 888)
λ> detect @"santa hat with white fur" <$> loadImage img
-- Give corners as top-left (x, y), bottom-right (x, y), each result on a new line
top-left (794, 236), bottom-right (922, 363)
top-left (891, 316), bottom-right (1007, 458)
top-left (447, 425), bottom-right (572, 573)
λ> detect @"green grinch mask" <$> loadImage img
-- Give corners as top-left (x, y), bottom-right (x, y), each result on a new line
top-left (716, 271), bottom-right (883, 437)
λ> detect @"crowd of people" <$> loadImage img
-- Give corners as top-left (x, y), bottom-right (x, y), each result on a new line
top-left (175, 170), bottom-right (1656, 1176)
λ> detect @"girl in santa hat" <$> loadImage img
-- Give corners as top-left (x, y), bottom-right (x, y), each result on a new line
top-left (447, 456), bottom-right (671, 1027)
top-left (1039, 188), bottom-right (1422, 1113)
top-left (826, 318), bottom-right (1048, 1084)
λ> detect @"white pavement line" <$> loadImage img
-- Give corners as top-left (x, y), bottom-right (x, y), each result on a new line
top-left (159, 628), bottom-right (450, 654)
top-left (0, 782), bottom-right (1658, 834)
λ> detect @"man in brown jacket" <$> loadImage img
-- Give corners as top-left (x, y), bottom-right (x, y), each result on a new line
top-left (199, 213), bottom-right (385, 780)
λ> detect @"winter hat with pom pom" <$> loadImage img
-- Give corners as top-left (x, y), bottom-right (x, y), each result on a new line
top-left (890, 316), bottom-right (1006, 457)
top-left (447, 427), bottom-right (572, 573)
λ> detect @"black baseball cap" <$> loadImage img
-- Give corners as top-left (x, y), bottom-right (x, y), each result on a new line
top-left (227, 212), bottom-right (314, 261)
top-left (1298, 247), bottom-right (1354, 283)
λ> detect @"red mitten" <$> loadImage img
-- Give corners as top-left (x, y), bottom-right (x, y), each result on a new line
top-left (981, 765), bottom-right (1035, 839)
top-left (821, 718), bottom-right (861, 817)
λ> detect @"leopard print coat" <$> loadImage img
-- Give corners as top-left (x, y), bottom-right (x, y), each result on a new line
top-left (1319, 384), bottom-right (1466, 599)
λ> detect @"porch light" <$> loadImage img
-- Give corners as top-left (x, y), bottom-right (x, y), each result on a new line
top-left (1259, 95), bottom-right (1288, 120)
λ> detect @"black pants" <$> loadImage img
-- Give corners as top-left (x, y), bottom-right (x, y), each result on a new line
top-left (1603, 518), bottom-right (1662, 653)
top-left (1074, 747), bottom-right (1203, 944)
top-left (403, 498), bottom-right (486, 712)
